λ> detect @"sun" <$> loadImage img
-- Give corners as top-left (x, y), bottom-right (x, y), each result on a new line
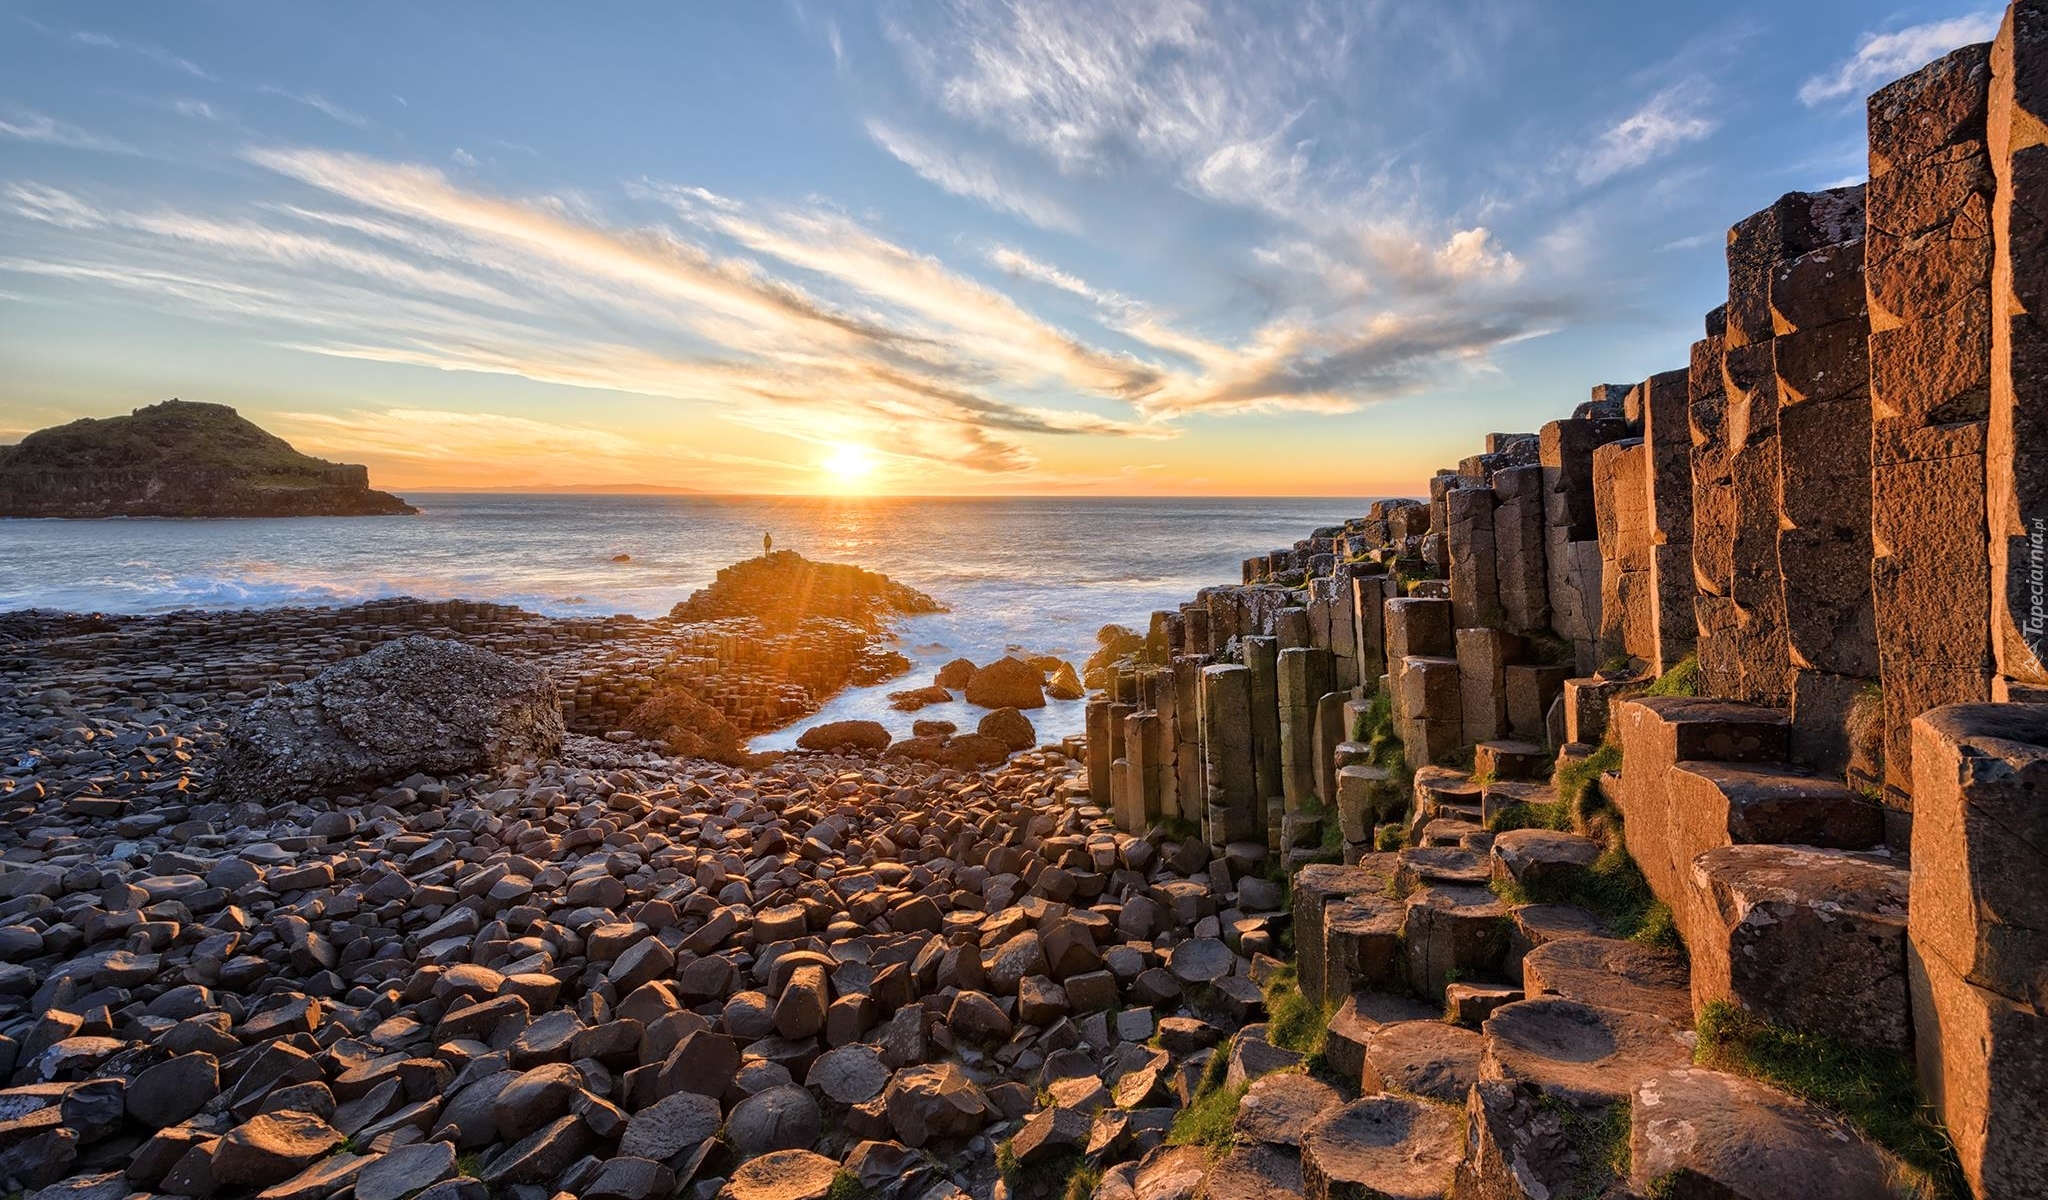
top-left (819, 443), bottom-right (877, 489)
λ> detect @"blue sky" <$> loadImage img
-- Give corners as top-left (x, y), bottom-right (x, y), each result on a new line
top-left (0, 1), bottom-right (2005, 494)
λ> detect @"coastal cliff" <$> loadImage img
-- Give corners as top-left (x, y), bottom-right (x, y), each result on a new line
top-left (0, 399), bottom-right (417, 518)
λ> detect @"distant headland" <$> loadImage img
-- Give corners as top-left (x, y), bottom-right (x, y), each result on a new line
top-left (0, 399), bottom-right (416, 518)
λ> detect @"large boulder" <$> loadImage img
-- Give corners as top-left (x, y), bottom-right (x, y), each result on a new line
top-left (794, 720), bottom-right (891, 754)
top-left (216, 636), bottom-right (562, 801)
top-left (977, 707), bottom-right (1036, 752)
top-left (963, 657), bottom-right (1046, 709)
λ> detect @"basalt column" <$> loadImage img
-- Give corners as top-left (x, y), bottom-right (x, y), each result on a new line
top-left (1868, 43), bottom-right (1996, 815)
top-left (1638, 369), bottom-right (1697, 675)
top-left (1990, 2), bottom-right (2048, 698)
top-left (1773, 203), bottom-right (1880, 772)
top-left (1691, 310), bottom-right (1738, 696)
top-left (1199, 663), bottom-right (1257, 846)
top-left (1594, 438), bottom-right (1653, 666)
top-left (1541, 403), bottom-right (1630, 671)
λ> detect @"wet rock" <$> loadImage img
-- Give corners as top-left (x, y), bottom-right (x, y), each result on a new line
top-left (796, 721), bottom-right (891, 754)
top-left (964, 658), bottom-right (1046, 709)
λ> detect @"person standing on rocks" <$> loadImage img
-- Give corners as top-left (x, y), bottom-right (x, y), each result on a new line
top-left (764, 531), bottom-right (773, 555)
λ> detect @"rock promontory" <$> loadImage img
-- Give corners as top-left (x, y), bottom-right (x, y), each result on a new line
top-left (0, 398), bottom-right (417, 517)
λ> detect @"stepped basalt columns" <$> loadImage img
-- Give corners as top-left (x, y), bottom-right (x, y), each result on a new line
top-left (1082, 7), bottom-right (2048, 1198)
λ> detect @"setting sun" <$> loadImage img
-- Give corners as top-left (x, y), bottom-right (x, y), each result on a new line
top-left (820, 444), bottom-right (877, 487)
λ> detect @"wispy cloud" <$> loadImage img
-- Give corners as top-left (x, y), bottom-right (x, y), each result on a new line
top-left (259, 87), bottom-right (369, 128)
top-left (1799, 12), bottom-right (2001, 106)
top-left (68, 29), bottom-right (213, 80)
top-left (170, 98), bottom-right (221, 121)
top-left (0, 104), bottom-right (139, 155)
top-left (1578, 84), bottom-right (1718, 184)
top-left (866, 120), bottom-right (1080, 231)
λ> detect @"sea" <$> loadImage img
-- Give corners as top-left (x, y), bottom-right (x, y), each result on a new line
top-left (0, 494), bottom-right (1377, 749)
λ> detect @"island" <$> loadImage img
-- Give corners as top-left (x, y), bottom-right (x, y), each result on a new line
top-left (0, 398), bottom-right (417, 518)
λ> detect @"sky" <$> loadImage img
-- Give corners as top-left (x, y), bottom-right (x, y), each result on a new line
top-left (0, 1), bottom-right (2007, 496)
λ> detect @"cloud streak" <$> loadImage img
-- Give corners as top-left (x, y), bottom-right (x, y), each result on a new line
top-left (866, 120), bottom-right (1081, 231)
top-left (1799, 12), bottom-right (2002, 106)
top-left (1578, 84), bottom-right (1718, 184)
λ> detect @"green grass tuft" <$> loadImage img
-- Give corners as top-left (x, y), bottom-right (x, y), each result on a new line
top-left (1552, 741), bottom-right (1622, 824)
top-left (1643, 654), bottom-right (1701, 697)
top-left (827, 1170), bottom-right (876, 1200)
top-left (1261, 964), bottom-right (1332, 1059)
top-left (1535, 1095), bottom-right (1631, 1200)
top-left (1374, 823), bottom-right (1407, 851)
top-left (1694, 1002), bottom-right (1968, 1199)
top-left (1167, 1044), bottom-right (1247, 1153)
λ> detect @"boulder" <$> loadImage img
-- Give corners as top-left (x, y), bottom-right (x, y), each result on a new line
top-left (1300, 1094), bottom-right (1461, 1200)
top-left (725, 1085), bottom-right (823, 1157)
top-left (795, 720), bottom-right (890, 754)
top-left (977, 707), bottom-right (1037, 752)
top-left (216, 636), bottom-right (563, 800)
top-left (719, 1149), bottom-right (839, 1200)
top-left (963, 657), bottom-right (1046, 709)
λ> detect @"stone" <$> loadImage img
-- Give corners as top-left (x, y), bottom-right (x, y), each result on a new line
top-left (1199, 1142), bottom-right (1303, 1199)
top-left (806, 1045), bottom-right (889, 1105)
top-left (1232, 1071), bottom-right (1340, 1147)
top-left (1630, 1068), bottom-right (1905, 1200)
top-left (1167, 938), bottom-right (1234, 985)
top-left (211, 1111), bottom-right (346, 1189)
top-left (1299, 1094), bottom-right (1461, 1200)
top-left (964, 658), bottom-right (1046, 709)
top-left (1520, 937), bottom-right (1693, 1028)
top-left (618, 1090), bottom-right (722, 1162)
top-left (1489, 829), bottom-right (1599, 891)
top-left (882, 1063), bottom-right (991, 1146)
top-left (977, 707), bottom-right (1036, 752)
top-left (1691, 844), bottom-right (1910, 1048)
top-left (1480, 999), bottom-right (1693, 1108)
top-left (588, 1157), bottom-right (679, 1200)
top-left (1403, 884), bottom-right (1508, 997)
top-left (355, 1142), bottom-right (458, 1200)
top-left (216, 636), bottom-right (564, 801)
top-left (725, 1085), bottom-right (822, 1157)
top-left (795, 721), bottom-right (890, 753)
top-left (1360, 1020), bottom-right (1482, 1104)
top-left (719, 1149), bottom-right (838, 1200)
top-left (127, 1051), bottom-right (219, 1127)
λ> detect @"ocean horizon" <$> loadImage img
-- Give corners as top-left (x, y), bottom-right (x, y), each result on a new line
top-left (2, 493), bottom-right (1386, 747)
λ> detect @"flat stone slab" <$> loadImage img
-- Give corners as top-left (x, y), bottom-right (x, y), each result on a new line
top-left (1233, 1071), bottom-right (1342, 1147)
top-left (1301, 1094), bottom-right (1461, 1200)
top-left (1324, 992), bottom-right (1439, 1083)
top-left (1631, 1068), bottom-right (1905, 1200)
top-left (1480, 998), bottom-right (1693, 1108)
top-left (1491, 829), bottom-right (1600, 890)
top-left (1198, 1142), bottom-right (1303, 1199)
top-left (1361, 1020), bottom-right (1483, 1103)
top-left (1399, 846), bottom-right (1492, 887)
top-left (1520, 937), bottom-right (1693, 1028)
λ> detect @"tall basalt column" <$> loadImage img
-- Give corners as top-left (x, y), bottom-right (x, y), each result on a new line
top-left (1492, 464), bottom-right (1550, 636)
top-left (1990, 2), bottom-right (2048, 696)
top-left (1199, 663), bottom-right (1257, 847)
top-left (1868, 42), bottom-right (1996, 814)
top-left (1541, 407), bottom-right (1629, 671)
top-left (1639, 369), bottom-right (1696, 674)
top-left (1690, 314), bottom-right (1738, 696)
top-left (1772, 220), bottom-right (1880, 771)
top-left (1446, 485), bottom-right (1502, 631)
top-left (1278, 646), bottom-right (1332, 812)
top-left (1723, 188), bottom-right (1866, 708)
top-left (1908, 704), bottom-right (2048, 1200)
top-left (1244, 635), bottom-right (1284, 846)
top-left (1594, 438), bottom-right (1654, 666)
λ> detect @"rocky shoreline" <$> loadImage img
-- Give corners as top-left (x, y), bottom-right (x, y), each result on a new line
top-left (0, 551), bottom-right (1266, 1200)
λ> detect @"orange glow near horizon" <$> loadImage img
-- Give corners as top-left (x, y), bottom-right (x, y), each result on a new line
top-left (818, 443), bottom-right (879, 491)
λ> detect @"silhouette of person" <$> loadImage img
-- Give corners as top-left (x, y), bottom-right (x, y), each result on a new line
top-left (764, 531), bottom-right (773, 555)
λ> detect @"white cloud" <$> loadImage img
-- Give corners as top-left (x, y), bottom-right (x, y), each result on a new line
top-left (1578, 84), bottom-right (1718, 184)
top-left (865, 121), bottom-right (1080, 231)
top-left (0, 104), bottom-right (139, 155)
top-left (1800, 12), bottom-right (2002, 106)
top-left (171, 98), bottom-right (220, 121)
top-left (451, 148), bottom-right (480, 168)
top-left (987, 245), bottom-right (1098, 299)
top-left (260, 87), bottom-right (369, 128)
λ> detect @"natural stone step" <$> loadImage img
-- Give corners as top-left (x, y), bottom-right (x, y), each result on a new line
top-left (1475, 739), bottom-right (1549, 781)
top-left (1630, 1068), bottom-right (1911, 1199)
top-left (1519, 937), bottom-right (1693, 1027)
top-left (1404, 885), bottom-right (1509, 996)
top-left (1689, 843), bottom-right (1910, 1048)
top-left (1396, 847), bottom-right (1492, 889)
top-left (1300, 1094), bottom-right (1461, 1200)
top-left (1293, 860), bottom-right (1401, 1005)
top-left (1324, 992), bottom-right (1440, 1084)
top-left (1505, 903), bottom-right (1611, 981)
top-left (1233, 1072), bottom-right (1342, 1147)
top-left (1490, 829), bottom-right (1601, 890)
top-left (1360, 1020), bottom-right (1482, 1102)
top-left (1479, 998), bottom-right (1693, 1108)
